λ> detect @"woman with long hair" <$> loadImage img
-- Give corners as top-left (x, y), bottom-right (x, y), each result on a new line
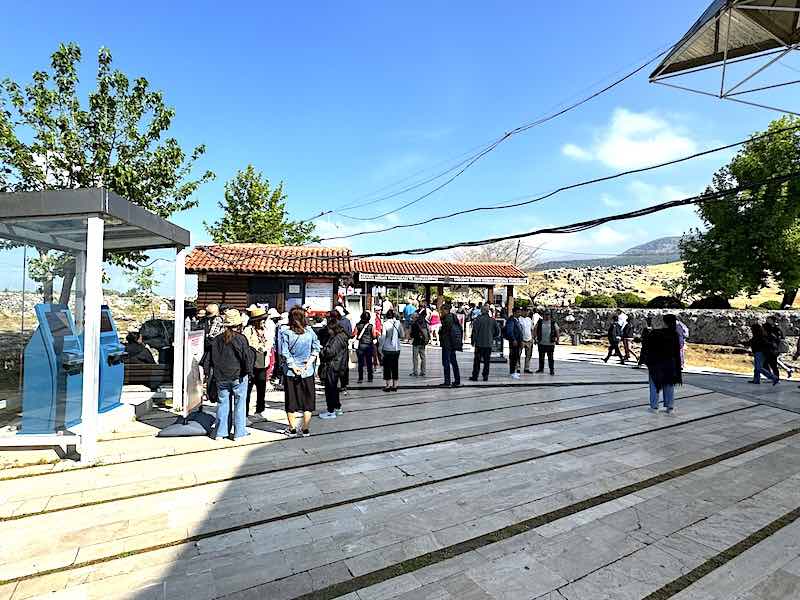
top-left (319, 321), bottom-right (349, 419)
top-left (279, 306), bottom-right (321, 437)
top-left (209, 309), bottom-right (252, 440)
top-left (644, 314), bottom-right (682, 414)
top-left (378, 309), bottom-right (404, 392)
top-left (354, 311), bottom-right (375, 383)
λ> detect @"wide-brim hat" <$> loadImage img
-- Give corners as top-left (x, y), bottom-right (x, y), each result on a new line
top-left (205, 304), bottom-right (220, 317)
top-left (223, 309), bottom-right (243, 327)
top-left (248, 307), bottom-right (268, 321)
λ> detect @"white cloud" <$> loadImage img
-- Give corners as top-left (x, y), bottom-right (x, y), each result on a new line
top-left (589, 225), bottom-right (629, 246)
top-left (562, 108), bottom-right (699, 170)
top-left (601, 193), bottom-right (622, 208)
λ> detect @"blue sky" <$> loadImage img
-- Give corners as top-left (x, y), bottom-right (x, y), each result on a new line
top-left (1, 0), bottom-right (798, 293)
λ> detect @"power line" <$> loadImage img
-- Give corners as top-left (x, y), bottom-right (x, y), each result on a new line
top-left (313, 46), bottom-right (672, 223)
top-left (319, 123), bottom-right (800, 241)
top-left (194, 172), bottom-right (799, 268)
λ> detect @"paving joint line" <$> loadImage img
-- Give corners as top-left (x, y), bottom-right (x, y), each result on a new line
top-left (0, 400), bottom-right (763, 586)
top-left (0, 390), bottom-right (713, 522)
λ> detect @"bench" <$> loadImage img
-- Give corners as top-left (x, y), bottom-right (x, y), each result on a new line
top-left (123, 363), bottom-right (172, 391)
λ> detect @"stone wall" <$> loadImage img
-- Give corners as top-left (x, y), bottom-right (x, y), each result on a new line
top-left (551, 308), bottom-right (800, 346)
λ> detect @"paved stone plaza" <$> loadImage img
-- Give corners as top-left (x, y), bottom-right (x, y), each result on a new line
top-left (2, 347), bottom-right (800, 599)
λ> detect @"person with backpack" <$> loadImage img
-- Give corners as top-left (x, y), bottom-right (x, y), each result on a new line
top-left (209, 309), bottom-right (252, 440)
top-left (353, 311), bottom-right (376, 384)
top-left (318, 321), bottom-right (349, 419)
top-left (470, 304), bottom-right (499, 381)
top-left (504, 306), bottom-right (525, 379)
top-left (603, 314), bottom-right (625, 364)
top-left (409, 311), bottom-right (429, 377)
top-left (378, 309), bottom-right (404, 392)
top-left (279, 306), bottom-right (321, 437)
top-left (439, 303), bottom-right (463, 388)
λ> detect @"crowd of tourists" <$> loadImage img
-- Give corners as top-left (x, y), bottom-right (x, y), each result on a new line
top-left (145, 297), bottom-right (799, 441)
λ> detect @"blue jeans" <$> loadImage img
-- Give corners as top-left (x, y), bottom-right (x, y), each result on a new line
top-left (216, 376), bottom-right (249, 439)
top-left (649, 378), bottom-right (675, 410)
top-left (753, 352), bottom-right (778, 384)
top-left (441, 349), bottom-right (460, 385)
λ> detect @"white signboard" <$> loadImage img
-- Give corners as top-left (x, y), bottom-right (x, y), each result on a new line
top-left (182, 327), bottom-right (205, 416)
top-left (359, 273), bottom-right (528, 285)
top-left (305, 281), bottom-right (333, 313)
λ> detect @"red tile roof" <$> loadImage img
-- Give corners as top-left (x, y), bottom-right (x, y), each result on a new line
top-left (354, 258), bottom-right (528, 280)
top-left (186, 244), bottom-right (353, 275)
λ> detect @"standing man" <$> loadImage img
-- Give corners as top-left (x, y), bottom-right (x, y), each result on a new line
top-left (470, 305), bottom-right (499, 382)
top-left (335, 306), bottom-right (352, 394)
top-left (439, 303), bottom-right (463, 388)
top-left (534, 310), bottom-right (560, 375)
top-left (504, 306), bottom-right (524, 379)
top-left (409, 311), bottom-right (429, 377)
top-left (403, 300), bottom-right (417, 342)
top-left (519, 308), bottom-right (535, 374)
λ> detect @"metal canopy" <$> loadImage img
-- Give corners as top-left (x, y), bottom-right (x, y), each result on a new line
top-left (650, 0), bottom-right (800, 115)
top-left (0, 188), bottom-right (190, 252)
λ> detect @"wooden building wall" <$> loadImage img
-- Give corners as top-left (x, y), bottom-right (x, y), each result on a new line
top-left (196, 274), bottom-right (249, 310)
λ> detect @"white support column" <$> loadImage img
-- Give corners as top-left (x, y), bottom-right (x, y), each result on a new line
top-left (80, 217), bottom-right (104, 465)
top-left (172, 247), bottom-right (186, 414)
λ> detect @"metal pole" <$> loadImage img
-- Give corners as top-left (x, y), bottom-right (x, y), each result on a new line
top-left (173, 247), bottom-right (187, 414)
top-left (80, 216), bottom-right (104, 465)
top-left (719, 10), bottom-right (733, 97)
top-left (18, 246), bottom-right (27, 392)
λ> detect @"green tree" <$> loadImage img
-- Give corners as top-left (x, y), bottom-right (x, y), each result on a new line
top-left (0, 43), bottom-right (213, 302)
top-left (681, 116), bottom-right (800, 306)
top-left (205, 165), bottom-right (318, 245)
top-left (126, 266), bottom-right (158, 314)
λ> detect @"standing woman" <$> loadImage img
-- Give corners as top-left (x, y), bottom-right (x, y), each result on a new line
top-left (210, 309), bottom-right (252, 440)
top-left (279, 307), bottom-right (321, 437)
top-left (429, 307), bottom-right (441, 345)
top-left (378, 309), bottom-right (404, 392)
top-left (354, 312), bottom-right (375, 384)
top-left (645, 314), bottom-right (683, 414)
top-left (372, 307), bottom-right (383, 368)
top-left (242, 307), bottom-right (272, 417)
top-left (319, 321), bottom-right (349, 419)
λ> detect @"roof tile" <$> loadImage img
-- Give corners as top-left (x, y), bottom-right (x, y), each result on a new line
top-left (186, 244), bottom-right (353, 275)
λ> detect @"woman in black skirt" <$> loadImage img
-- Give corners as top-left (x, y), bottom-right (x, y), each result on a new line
top-left (278, 306), bottom-right (321, 437)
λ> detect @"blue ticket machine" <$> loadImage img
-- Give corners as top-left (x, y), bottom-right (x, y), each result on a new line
top-left (98, 306), bottom-right (126, 414)
top-left (21, 304), bottom-right (84, 433)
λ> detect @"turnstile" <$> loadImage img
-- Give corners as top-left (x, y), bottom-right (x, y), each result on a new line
top-left (98, 305), bottom-right (126, 413)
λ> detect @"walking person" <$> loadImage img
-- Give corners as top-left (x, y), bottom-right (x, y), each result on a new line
top-left (519, 308), bottom-right (535, 374)
top-left (470, 305), bottom-right (499, 381)
top-left (378, 309), bottom-right (404, 392)
top-left (209, 309), bottom-right (252, 440)
top-left (319, 321), bottom-right (349, 419)
top-left (243, 307), bottom-right (273, 417)
top-left (534, 310), bottom-right (560, 375)
top-left (749, 323), bottom-right (780, 385)
top-left (279, 306), bottom-right (321, 437)
top-left (334, 306), bottom-right (352, 394)
top-left (603, 314), bottom-right (625, 364)
top-left (409, 311), bottom-right (429, 377)
top-left (439, 303), bottom-right (463, 388)
top-left (504, 306), bottom-right (524, 380)
top-left (764, 316), bottom-right (792, 379)
top-left (645, 314), bottom-right (683, 413)
top-left (622, 318), bottom-right (637, 363)
top-left (354, 311), bottom-right (375, 384)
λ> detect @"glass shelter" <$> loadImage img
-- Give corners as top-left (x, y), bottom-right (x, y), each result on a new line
top-left (0, 188), bottom-right (189, 463)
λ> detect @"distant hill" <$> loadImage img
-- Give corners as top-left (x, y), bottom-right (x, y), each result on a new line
top-left (536, 236), bottom-right (682, 270)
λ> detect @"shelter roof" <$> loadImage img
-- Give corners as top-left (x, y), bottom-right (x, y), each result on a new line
top-left (651, 0), bottom-right (800, 79)
top-left (0, 188), bottom-right (190, 252)
top-left (186, 244), bottom-right (353, 276)
top-left (355, 258), bottom-right (528, 284)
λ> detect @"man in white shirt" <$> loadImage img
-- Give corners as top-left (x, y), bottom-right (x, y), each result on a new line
top-left (518, 309), bottom-right (535, 373)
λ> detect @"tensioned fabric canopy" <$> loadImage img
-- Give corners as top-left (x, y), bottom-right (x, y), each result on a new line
top-left (651, 0), bottom-right (800, 79)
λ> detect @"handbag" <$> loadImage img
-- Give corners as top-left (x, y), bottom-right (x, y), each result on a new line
top-left (779, 338), bottom-right (790, 354)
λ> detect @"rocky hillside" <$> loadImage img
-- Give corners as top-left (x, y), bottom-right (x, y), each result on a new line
top-left (537, 236), bottom-right (682, 270)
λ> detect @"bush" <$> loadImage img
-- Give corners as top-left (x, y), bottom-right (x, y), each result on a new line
top-left (758, 300), bottom-right (783, 311)
top-left (689, 296), bottom-right (731, 309)
top-left (647, 296), bottom-right (685, 309)
top-left (612, 292), bottom-right (647, 308)
top-left (574, 295), bottom-right (586, 307)
top-left (580, 294), bottom-right (618, 308)
top-left (514, 298), bottom-right (531, 310)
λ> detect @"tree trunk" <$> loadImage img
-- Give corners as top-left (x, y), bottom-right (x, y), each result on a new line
top-left (59, 264), bottom-right (75, 306)
top-left (781, 288), bottom-right (798, 309)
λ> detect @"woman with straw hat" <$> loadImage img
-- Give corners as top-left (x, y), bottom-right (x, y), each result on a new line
top-left (209, 309), bottom-right (253, 440)
top-left (243, 307), bottom-right (274, 417)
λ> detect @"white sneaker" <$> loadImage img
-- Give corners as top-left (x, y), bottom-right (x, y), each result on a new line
top-left (318, 412), bottom-right (336, 419)
top-left (511, 373), bottom-right (521, 380)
